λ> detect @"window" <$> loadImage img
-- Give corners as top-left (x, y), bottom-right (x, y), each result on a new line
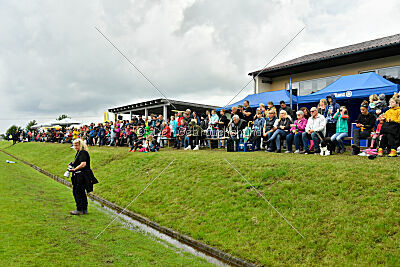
top-left (286, 75), bottom-right (340, 96)
top-left (377, 66), bottom-right (400, 84)
top-left (359, 66), bottom-right (400, 84)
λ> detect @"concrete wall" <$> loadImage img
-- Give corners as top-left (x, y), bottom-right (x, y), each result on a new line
top-left (256, 55), bottom-right (400, 93)
top-left (255, 76), bottom-right (271, 93)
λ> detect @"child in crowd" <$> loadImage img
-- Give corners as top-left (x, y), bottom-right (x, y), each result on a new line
top-left (243, 121), bottom-right (253, 143)
top-left (370, 113), bottom-right (385, 149)
top-left (374, 94), bottom-right (388, 115)
top-left (368, 94), bottom-right (379, 111)
top-left (209, 110), bottom-right (219, 137)
top-left (318, 99), bottom-right (327, 115)
top-left (378, 97), bottom-right (400, 157)
top-left (253, 111), bottom-right (266, 150)
top-left (144, 135), bottom-right (159, 152)
top-left (331, 106), bottom-right (349, 154)
top-left (266, 101), bottom-right (277, 115)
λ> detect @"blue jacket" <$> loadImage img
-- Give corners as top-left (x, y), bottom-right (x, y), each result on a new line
top-left (325, 94), bottom-right (340, 123)
top-left (254, 117), bottom-right (265, 131)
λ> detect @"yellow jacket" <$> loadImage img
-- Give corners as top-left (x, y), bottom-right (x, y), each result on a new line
top-left (72, 130), bottom-right (80, 139)
top-left (384, 106), bottom-right (400, 123)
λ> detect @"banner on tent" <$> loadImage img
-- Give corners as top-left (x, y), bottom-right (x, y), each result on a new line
top-left (334, 91), bottom-right (353, 98)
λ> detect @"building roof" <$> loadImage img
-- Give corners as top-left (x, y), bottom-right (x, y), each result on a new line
top-left (249, 33), bottom-right (400, 77)
top-left (108, 98), bottom-right (219, 114)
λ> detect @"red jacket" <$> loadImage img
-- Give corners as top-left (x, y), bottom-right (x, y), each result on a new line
top-left (161, 126), bottom-right (171, 138)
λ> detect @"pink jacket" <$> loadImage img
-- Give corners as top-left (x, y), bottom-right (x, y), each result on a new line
top-left (290, 117), bottom-right (307, 133)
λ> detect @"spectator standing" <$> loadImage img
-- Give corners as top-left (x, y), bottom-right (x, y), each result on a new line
top-left (97, 124), bottom-right (106, 147)
top-left (318, 99), bottom-right (328, 115)
top-left (278, 101), bottom-right (293, 119)
top-left (253, 111), bottom-right (266, 151)
top-left (325, 94), bottom-right (340, 137)
top-left (242, 100), bottom-right (254, 123)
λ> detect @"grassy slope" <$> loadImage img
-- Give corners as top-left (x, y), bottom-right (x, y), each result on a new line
top-left (0, 150), bottom-right (212, 266)
top-left (0, 140), bottom-right (12, 149)
top-left (3, 141), bottom-right (400, 265)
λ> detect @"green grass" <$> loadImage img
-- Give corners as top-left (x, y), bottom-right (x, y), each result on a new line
top-left (0, 149), bottom-right (212, 266)
top-left (0, 140), bottom-right (12, 149)
top-left (3, 141), bottom-right (400, 265)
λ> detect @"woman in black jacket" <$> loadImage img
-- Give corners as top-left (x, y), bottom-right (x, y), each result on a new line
top-left (69, 139), bottom-right (98, 215)
top-left (266, 110), bottom-right (292, 153)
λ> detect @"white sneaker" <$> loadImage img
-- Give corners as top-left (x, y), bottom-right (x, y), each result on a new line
top-left (294, 150), bottom-right (300, 154)
top-left (184, 145), bottom-right (191, 150)
top-left (193, 145), bottom-right (199, 151)
top-left (285, 151), bottom-right (292, 153)
top-left (358, 152), bottom-right (368, 156)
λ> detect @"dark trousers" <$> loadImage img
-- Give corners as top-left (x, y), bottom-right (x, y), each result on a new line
top-left (352, 129), bottom-right (371, 147)
top-left (254, 136), bottom-right (262, 150)
top-left (189, 136), bottom-right (201, 147)
top-left (379, 133), bottom-right (397, 150)
top-left (72, 175), bottom-right (88, 211)
top-left (98, 136), bottom-right (105, 146)
top-left (326, 122), bottom-right (336, 137)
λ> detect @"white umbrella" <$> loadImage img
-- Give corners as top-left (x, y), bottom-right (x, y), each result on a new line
top-left (53, 118), bottom-right (81, 126)
top-left (40, 120), bottom-right (60, 127)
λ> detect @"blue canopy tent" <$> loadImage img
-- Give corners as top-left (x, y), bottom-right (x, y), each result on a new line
top-left (217, 89), bottom-right (297, 111)
top-left (298, 72), bottom-right (400, 103)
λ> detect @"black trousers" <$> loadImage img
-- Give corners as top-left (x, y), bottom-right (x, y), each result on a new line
top-left (189, 136), bottom-right (203, 147)
top-left (326, 122), bottom-right (336, 137)
top-left (379, 133), bottom-right (397, 150)
top-left (72, 174), bottom-right (88, 211)
top-left (352, 129), bottom-right (371, 147)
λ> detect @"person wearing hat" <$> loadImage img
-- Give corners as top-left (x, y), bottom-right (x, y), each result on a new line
top-left (351, 101), bottom-right (376, 155)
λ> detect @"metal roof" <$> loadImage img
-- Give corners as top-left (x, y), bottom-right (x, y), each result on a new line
top-left (108, 98), bottom-right (220, 114)
top-left (249, 33), bottom-right (400, 77)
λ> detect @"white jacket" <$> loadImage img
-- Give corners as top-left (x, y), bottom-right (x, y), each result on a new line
top-left (305, 114), bottom-right (326, 136)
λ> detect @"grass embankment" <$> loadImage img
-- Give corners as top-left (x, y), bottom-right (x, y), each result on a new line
top-left (0, 149), bottom-right (212, 266)
top-left (0, 140), bottom-right (12, 149)
top-left (3, 141), bottom-right (400, 265)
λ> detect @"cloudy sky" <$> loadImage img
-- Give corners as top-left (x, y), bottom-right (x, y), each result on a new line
top-left (1, 0), bottom-right (400, 133)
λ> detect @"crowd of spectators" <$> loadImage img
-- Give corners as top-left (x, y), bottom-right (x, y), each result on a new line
top-left (226, 93), bottom-right (400, 157)
top-left (8, 92), bottom-right (400, 157)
